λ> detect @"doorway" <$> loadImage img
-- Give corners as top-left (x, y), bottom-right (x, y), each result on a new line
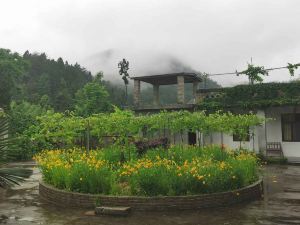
top-left (188, 131), bottom-right (197, 145)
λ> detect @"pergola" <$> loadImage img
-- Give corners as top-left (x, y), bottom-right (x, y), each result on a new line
top-left (131, 72), bottom-right (202, 107)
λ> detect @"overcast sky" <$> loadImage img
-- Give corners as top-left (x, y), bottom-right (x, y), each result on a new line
top-left (1, 0), bottom-right (300, 86)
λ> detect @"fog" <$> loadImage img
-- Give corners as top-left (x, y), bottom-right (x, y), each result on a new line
top-left (1, 0), bottom-right (300, 86)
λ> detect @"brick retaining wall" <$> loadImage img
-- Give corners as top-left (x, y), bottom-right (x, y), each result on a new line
top-left (39, 180), bottom-right (263, 210)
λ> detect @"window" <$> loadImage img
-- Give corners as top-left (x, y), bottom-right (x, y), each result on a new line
top-left (282, 114), bottom-right (300, 142)
top-left (233, 129), bottom-right (250, 142)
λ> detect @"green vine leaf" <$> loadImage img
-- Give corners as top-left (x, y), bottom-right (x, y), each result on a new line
top-left (238, 64), bottom-right (268, 84)
top-left (287, 63), bottom-right (300, 76)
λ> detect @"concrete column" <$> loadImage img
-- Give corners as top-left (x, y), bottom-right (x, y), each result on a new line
top-left (153, 84), bottom-right (159, 106)
top-left (177, 75), bottom-right (185, 104)
top-left (193, 81), bottom-right (199, 102)
top-left (133, 80), bottom-right (141, 106)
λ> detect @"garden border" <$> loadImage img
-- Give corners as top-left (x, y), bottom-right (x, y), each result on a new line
top-left (39, 179), bottom-right (263, 210)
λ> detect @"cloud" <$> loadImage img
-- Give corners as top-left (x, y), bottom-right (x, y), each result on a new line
top-left (1, 0), bottom-right (300, 86)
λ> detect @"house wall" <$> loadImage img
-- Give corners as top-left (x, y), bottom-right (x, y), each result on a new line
top-left (203, 131), bottom-right (259, 153)
top-left (201, 107), bottom-right (300, 162)
top-left (256, 110), bottom-right (267, 153)
top-left (265, 106), bottom-right (300, 162)
top-left (201, 110), bottom-right (264, 154)
top-left (137, 106), bottom-right (300, 162)
top-left (146, 130), bottom-right (189, 145)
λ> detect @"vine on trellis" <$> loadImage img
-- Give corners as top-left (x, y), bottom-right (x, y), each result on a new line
top-left (237, 64), bottom-right (269, 84)
top-left (287, 63), bottom-right (300, 76)
top-left (203, 61), bottom-right (300, 84)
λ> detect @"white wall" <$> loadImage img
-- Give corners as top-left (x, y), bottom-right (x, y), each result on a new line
top-left (201, 107), bottom-right (300, 161)
top-left (256, 110), bottom-right (267, 153)
top-left (140, 106), bottom-right (300, 162)
top-left (265, 106), bottom-right (300, 161)
top-left (201, 110), bottom-right (266, 154)
top-left (203, 131), bottom-right (259, 153)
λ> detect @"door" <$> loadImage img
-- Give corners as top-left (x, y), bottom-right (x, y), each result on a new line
top-left (188, 131), bottom-right (197, 145)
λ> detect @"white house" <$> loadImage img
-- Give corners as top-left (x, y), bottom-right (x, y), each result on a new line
top-left (197, 82), bottom-right (300, 163)
top-left (132, 73), bottom-right (300, 163)
top-left (202, 107), bottom-right (300, 162)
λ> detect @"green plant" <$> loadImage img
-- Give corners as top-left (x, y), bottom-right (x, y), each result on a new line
top-left (35, 145), bottom-right (259, 196)
top-left (238, 64), bottom-right (268, 84)
top-left (287, 63), bottom-right (300, 76)
top-left (0, 114), bottom-right (32, 187)
top-left (74, 82), bottom-right (112, 117)
top-left (26, 109), bottom-right (264, 155)
top-left (197, 82), bottom-right (300, 111)
top-left (7, 101), bottom-right (48, 160)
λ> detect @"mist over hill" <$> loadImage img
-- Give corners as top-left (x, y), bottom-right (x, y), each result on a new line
top-left (83, 49), bottom-right (220, 105)
top-left (1, 48), bottom-right (220, 110)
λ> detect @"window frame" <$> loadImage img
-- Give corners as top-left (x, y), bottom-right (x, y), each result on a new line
top-left (281, 113), bottom-right (300, 142)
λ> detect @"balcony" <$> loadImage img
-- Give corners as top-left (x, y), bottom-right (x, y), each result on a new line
top-left (131, 72), bottom-right (202, 112)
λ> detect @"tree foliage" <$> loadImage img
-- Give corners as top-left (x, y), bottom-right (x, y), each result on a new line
top-left (27, 109), bottom-right (264, 153)
top-left (198, 81), bottom-right (300, 110)
top-left (7, 101), bottom-right (48, 160)
top-left (287, 63), bottom-right (300, 76)
top-left (0, 49), bottom-right (29, 108)
top-left (75, 82), bottom-right (112, 117)
top-left (0, 112), bottom-right (32, 187)
top-left (238, 64), bottom-right (268, 84)
top-left (21, 52), bottom-right (93, 111)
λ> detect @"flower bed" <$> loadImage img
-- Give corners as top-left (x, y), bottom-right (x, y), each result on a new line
top-left (34, 145), bottom-right (260, 197)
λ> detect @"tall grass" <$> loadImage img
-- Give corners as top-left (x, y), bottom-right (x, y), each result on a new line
top-left (34, 145), bottom-right (259, 196)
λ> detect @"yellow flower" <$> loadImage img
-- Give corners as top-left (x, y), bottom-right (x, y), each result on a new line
top-left (80, 177), bottom-right (83, 181)
top-left (197, 175), bottom-right (204, 180)
top-left (232, 175), bottom-right (236, 179)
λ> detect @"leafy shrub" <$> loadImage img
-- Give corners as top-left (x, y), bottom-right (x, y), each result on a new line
top-left (7, 101), bottom-right (49, 160)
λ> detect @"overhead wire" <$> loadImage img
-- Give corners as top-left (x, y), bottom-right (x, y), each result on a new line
top-left (202, 63), bottom-right (299, 77)
top-left (200, 63), bottom-right (300, 89)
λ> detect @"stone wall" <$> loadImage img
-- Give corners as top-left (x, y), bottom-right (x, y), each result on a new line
top-left (39, 179), bottom-right (263, 210)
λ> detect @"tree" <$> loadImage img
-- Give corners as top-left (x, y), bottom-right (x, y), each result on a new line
top-left (118, 58), bottom-right (130, 106)
top-left (8, 101), bottom-right (48, 160)
top-left (21, 51), bottom-right (92, 111)
top-left (54, 78), bottom-right (72, 112)
top-left (0, 49), bottom-right (28, 109)
top-left (75, 82), bottom-right (112, 117)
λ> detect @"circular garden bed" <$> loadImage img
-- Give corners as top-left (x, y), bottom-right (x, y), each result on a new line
top-left (35, 145), bottom-right (263, 210)
top-left (39, 179), bottom-right (263, 210)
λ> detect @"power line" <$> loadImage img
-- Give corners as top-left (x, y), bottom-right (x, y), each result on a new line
top-left (203, 63), bottom-right (299, 77)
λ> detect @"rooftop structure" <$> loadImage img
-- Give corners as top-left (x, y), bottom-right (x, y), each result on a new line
top-left (131, 72), bottom-right (202, 111)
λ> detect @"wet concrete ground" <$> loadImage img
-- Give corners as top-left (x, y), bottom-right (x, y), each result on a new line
top-left (0, 164), bottom-right (300, 225)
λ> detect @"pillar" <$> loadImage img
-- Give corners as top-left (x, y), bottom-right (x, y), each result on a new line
top-left (193, 81), bottom-right (199, 102)
top-left (153, 84), bottom-right (159, 106)
top-left (177, 75), bottom-right (184, 104)
top-left (133, 80), bottom-right (141, 106)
